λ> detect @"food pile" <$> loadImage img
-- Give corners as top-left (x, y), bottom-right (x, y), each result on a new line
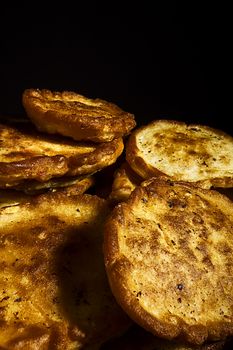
top-left (0, 89), bottom-right (233, 349)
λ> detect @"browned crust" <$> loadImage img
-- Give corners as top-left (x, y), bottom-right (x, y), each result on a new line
top-left (103, 179), bottom-right (233, 345)
top-left (126, 127), bottom-right (169, 179)
top-left (8, 174), bottom-right (94, 194)
top-left (104, 200), bottom-right (189, 342)
top-left (0, 122), bottom-right (124, 188)
top-left (22, 89), bottom-right (136, 143)
top-left (125, 120), bottom-right (233, 188)
top-left (67, 137), bottom-right (124, 176)
top-left (53, 176), bottom-right (95, 196)
top-left (0, 155), bottom-right (69, 187)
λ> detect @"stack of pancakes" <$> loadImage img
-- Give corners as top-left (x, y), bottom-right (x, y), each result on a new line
top-left (1, 91), bottom-right (233, 349)
top-left (0, 89), bottom-right (135, 349)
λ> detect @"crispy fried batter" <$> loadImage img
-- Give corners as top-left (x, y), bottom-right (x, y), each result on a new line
top-left (126, 120), bottom-right (233, 189)
top-left (0, 176), bottom-right (94, 208)
top-left (0, 123), bottom-right (123, 188)
top-left (22, 89), bottom-right (136, 143)
top-left (12, 174), bottom-right (95, 194)
top-left (109, 162), bottom-right (142, 204)
top-left (0, 191), bottom-right (130, 349)
top-left (104, 178), bottom-right (233, 345)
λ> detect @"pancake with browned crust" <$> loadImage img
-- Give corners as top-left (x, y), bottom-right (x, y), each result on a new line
top-left (0, 191), bottom-right (131, 349)
top-left (104, 178), bottom-right (233, 345)
top-left (11, 174), bottom-right (95, 194)
top-left (109, 162), bottom-right (142, 204)
top-left (0, 176), bottom-right (94, 209)
top-left (0, 122), bottom-right (123, 188)
top-left (126, 120), bottom-right (233, 189)
top-left (22, 89), bottom-right (136, 143)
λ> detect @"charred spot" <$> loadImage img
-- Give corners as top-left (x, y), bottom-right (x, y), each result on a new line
top-left (202, 161), bottom-right (208, 167)
top-left (190, 127), bottom-right (199, 132)
top-left (168, 199), bottom-right (187, 208)
top-left (167, 180), bottom-right (174, 186)
top-left (52, 297), bottom-right (60, 304)
top-left (14, 297), bottom-right (22, 302)
top-left (141, 197), bottom-right (148, 203)
top-left (177, 297), bottom-right (182, 303)
top-left (12, 258), bottom-right (19, 266)
top-left (181, 202), bottom-right (187, 208)
top-left (136, 291), bottom-right (142, 298)
top-left (13, 311), bottom-right (19, 320)
top-left (0, 296), bottom-right (9, 302)
top-left (177, 283), bottom-right (184, 291)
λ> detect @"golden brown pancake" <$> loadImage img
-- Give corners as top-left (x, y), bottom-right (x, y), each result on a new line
top-left (22, 88), bottom-right (136, 143)
top-left (0, 122), bottom-right (123, 188)
top-left (104, 178), bottom-right (233, 345)
top-left (11, 174), bottom-right (95, 194)
top-left (0, 191), bottom-right (130, 349)
top-left (126, 120), bottom-right (233, 189)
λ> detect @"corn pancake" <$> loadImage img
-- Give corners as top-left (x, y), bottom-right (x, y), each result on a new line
top-left (0, 191), bottom-right (130, 349)
top-left (126, 120), bottom-right (233, 189)
top-left (104, 178), bottom-right (233, 345)
top-left (0, 122), bottom-right (123, 188)
top-left (22, 89), bottom-right (136, 143)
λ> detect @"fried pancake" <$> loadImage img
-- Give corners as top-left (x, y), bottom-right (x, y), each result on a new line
top-left (0, 177), bottom-right (94, 212)
top-left (0, 122), bottom-right (123, 188)
top-left (22, 88), bottom-right (136, 143)
top-left (0, 191), bottom-right (131, 349)
top-left (126, 120), bottom-right (233, 189)
top-left (12, 174), bottom-right (94, 194)
top-left (104, 178), bottom-right (233, 345)
top-left (109, 162), bottom-right (142, 204)
top-left (101, 324), bottom-right (227, 350)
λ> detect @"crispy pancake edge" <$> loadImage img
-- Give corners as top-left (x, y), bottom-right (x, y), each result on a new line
top-left (22, 88), bottom-right (136, 143)
top-left (126, 120), bottom-right (233, 189)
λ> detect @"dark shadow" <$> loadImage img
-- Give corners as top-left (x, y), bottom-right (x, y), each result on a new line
top-left (53, 219), bottom-right (130, 347)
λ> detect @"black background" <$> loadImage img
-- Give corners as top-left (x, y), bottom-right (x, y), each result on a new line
top-left (0, 2), bottom-right (230, 134)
